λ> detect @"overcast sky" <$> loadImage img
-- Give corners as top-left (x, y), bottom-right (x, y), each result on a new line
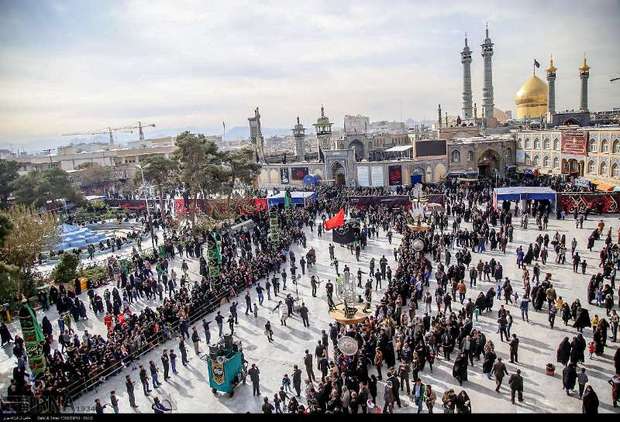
top-left (1, 0), bottom-right (619, 148)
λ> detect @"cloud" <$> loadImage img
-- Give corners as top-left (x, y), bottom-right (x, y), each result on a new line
top-left (0, 0), bottom-right (618, 146)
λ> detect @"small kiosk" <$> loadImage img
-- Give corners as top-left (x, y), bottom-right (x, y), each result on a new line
top-left (205, 336), bottom-right (246, 397)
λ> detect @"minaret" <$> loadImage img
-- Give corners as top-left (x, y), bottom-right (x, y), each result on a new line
top-left (438, 104), bottom-right (442, 128)
top-left (474, 102), bottom-right (478, 120)
top-left (546, 55), bottom-right (557, 116)
top-left (481, 23), bottom-right (495, 127)
top-left (292, 116), bottom-right (306, 162)
top-left (313, 105), bottom-right (333, 159)
top-left (461, 34), bottom-right (473, 119)
top-left (579, 54), bottom-right (590, 112)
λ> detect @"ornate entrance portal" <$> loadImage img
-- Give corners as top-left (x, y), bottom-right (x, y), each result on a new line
top-left (331, 161), bottom-right (346, 186)
top-left (477, 149), bottom-right (501, 177)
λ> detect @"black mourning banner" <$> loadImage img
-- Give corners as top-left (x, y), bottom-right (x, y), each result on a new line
top-left (388, 165), bottom-right (402, 186)
top-left (291, 167), bottom-right (309, 181)
top-left (280, 167), bottom-right (290, 184)
top-left (332, 221), bottom-right (361, 245)
top-left (416, 140), bottom-right (446, 157)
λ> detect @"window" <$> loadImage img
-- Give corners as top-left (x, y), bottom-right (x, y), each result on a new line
top-left (553, 138), bottom-right (559, 150)
top-left (467, 151), bottom-right (474, 161)
top-left (451, 150), bottom-right (460, 163)
top-left (614, 140), bottom-right (620, 154)
top-left (534, 139), bottom-right (541, 149)
top-left (543, 139), bottom-right (550, 150)
top-left (532, 155), bottom-right (540, 167)
top-left (602, 140), bottom-right (609, 153)
top-left (600, 161), bottom-right (608, 176)
top-left (613, 163), bottom-right (619, 178)
top-left (553, 157), bottom-right (560, 168)
top-left (588, 140), bottom-right (597, 152)
top-left (525, 153), bottom-right (531, 165)
top-left (543, 156), bottom-right (550, 167)
top-left (517, 138), bottom-right (523, 149)
top-left (524, 138), bottom-right (530, 149)
top-left (587, 161), bottom-right (595, 173)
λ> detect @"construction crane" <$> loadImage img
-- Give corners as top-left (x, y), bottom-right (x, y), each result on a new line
top-left (61, 126), bottom-right (134, 145)
top-left (116, 121), bottom-right (156, 141)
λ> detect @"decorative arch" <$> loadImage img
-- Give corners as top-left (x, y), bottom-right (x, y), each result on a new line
top-left (348, 139), bottom-right (365, 162)
top-left (433, 163), bottom-right (447, 181)
top-left (613, 139), bottom-right (620, 154)
top-left (600, 161), bottom-right (608, 176)
top-left (553, 157), bottom-right (560, 169)
top-left (612, 163), bottom-right (619, 178)
top-left (553, 138), bottom-right (560, 150)
top-left (451, 150), bottom-right (461, 163)
top-left (543, 138), bottom-right (550, 150)
top-left (588, 139), bottom-right (597, 153)
top-left (601, 139), bottom-right (609, 153)
top-left (587, 160), bottom-right (595, 173)
top-left (543, 156), bottom-right (550, 168)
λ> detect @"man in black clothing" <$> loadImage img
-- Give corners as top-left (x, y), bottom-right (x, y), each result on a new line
top-left (245, 292), bottom-right (252, 315)
top-left (139, 365), bottom-right (151, 396)
top-left (509, 334), bottom-right (519, 363)
top-left (299, 303), bottom-right (310, 327)
top-left (161, 350), bottom-right (170, 381)
top-left (292, 365), bottom-right (302, 397)
top-left (304, 350), bottom-right (316, 382)
top-left (248, 364), bottom-right (261, 396)
top-left (125, 375), bottom-right (138, 408)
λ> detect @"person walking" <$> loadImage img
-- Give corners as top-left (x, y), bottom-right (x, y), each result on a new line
top-left (202, 319), bottom-right (211, 345)
top-left (191, 327), bottom-right (201, 355)
top-left (149, 360), bottom-right (161, 389)
top-left (509, 369), bottom-right (524, 404)
top-left (304, 350), bottom-right (316, 382)
top-left (577, 368), bottom-right (589, 398)
top-left (169, 349), bottom-right (178, 374)
top-left (292, 365), bottom-right (302, 397)
top-left (493, 358), bottom-right (508, 392)
top-left (249, 364), bottom-right (261, 396)
top-left (509, 334), bottom-right (519, 363)
top-left (109, 391), bottom-right (119, 414)
top-left (125, 375), bottom-right (138, 408)
top-left (161, 350), bottom-right (170, 381)
top-left (139, 365), bottom-right (151, 396)
top-left (265, 321), bottom-right (274, 343)
top-left (179, 338), bottom-right (189, 366)
top-left (299, 302), bottom-right (310, 328)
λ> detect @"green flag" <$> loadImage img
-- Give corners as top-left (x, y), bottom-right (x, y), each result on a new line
top-left (284, 190), bottom-right (292, 209)
top-left (19, 303), bottom-right (47, 377)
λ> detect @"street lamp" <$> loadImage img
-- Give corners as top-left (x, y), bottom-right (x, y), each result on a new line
top-left (135, 163), bottom-right (156, 250)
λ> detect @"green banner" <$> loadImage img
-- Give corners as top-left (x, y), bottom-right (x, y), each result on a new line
top-left (19, 303), bottom-right (46, 377)
top-left (207, 232), bottom-right (222, 278)
top-left (268, 208), bottom-right (279, 243)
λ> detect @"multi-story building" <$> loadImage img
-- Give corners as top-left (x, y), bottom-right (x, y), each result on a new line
top-left (514, 127), bottom-right (620, 181)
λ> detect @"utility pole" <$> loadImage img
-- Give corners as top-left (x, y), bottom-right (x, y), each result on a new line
top-left (136, 163), bottom-right (156, 250)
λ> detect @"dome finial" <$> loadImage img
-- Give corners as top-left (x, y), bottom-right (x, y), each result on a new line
top-left (465, 32), bottom-right (468, 47)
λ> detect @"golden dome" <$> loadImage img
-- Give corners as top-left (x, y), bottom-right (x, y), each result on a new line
top-left (579, 56), bottom-right (590, 72)
top-left (515, 75), bottom-right (548, 119)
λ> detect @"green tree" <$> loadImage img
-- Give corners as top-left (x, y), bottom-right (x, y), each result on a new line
top-left (224, 147), bottom-right (262, 196)
top-left (138, 156), bottom-right (178, 214)
top-left (0, 160), bottom-right (19, 208)
top-left (12, 167), bottom-right (83, 208)
top-left (51, 252), bottom-right (80, 284)
top-left (0, 205), bottom-right (57, 300)
top-left (77, 162), bottom-right (113, 189)
top-left (174, 132), bottom-right (221, 221)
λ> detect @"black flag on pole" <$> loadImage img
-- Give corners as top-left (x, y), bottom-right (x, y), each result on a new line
top-left (534, 59), bottom-right (540, 68)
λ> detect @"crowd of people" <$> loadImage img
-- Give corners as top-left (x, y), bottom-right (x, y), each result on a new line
top-left (2, 178), bottom-right (620, 414)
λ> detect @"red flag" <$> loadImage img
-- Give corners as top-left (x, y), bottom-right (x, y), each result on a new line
top-left (324, 208), bottom-right (345, 231)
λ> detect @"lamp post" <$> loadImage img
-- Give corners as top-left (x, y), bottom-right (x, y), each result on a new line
top-left (136, 163), bottom-right (156, 250)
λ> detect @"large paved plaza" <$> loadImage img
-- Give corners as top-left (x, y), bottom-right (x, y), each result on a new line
top-left (1, 212), bottom-right (619, 413)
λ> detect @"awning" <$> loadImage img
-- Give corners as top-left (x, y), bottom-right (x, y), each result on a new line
top-left (385, 145), bottom-right (413, 152)
top-left (493, 186), bottom-right (556, 202)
